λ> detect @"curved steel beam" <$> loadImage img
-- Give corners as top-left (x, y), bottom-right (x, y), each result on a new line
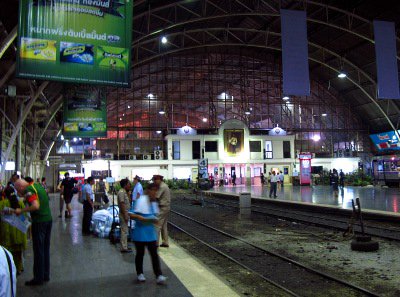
top-left (0, 81), bottom-right (49, 181)
top-left (25, 95), bottom-right (63, 175)
top-left (132, 41), bottom-right (398, 138)
top-left (0, 26), bottom-right (17, 59)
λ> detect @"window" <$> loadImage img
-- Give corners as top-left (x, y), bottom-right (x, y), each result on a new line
top-left (265, 140), bottom-right (273, 159)
top-left (205, 141), bottom-right (218, 152)
top-left (192, 141), bottom-right (201, 159)
top-left (283, 141), bottom-right (291, 158)
top-left (172, 141), bottom-right (180, 160)
top-left (250, 141), bottom-right (261, 152)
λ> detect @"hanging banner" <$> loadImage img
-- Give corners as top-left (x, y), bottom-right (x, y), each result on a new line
top-left (16, 0), bottom-right (133, 87)
top-left (63, 86), bottom-right (107, 137)
top-left (370, 130), bottom-right (400, 151)
top-left (280, 9), bottom-right (310, 96)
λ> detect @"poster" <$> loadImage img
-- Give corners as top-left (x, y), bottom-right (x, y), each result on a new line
top-left (198, 159), bottom-right (208, 179)
top-left (224, 129), bottom-right (244, 156)
top-left (370, 130), bottom-right (400, 151)
top-left (16, 0), bottom-right (133, 87)
top-left (63, 85), bottom-right (107, 137)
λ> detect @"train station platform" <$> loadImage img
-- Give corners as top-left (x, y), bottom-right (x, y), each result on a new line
top-left (207, 185), bottom-right (400, 215)
top-left (17, 195), bottom-right (239, 297)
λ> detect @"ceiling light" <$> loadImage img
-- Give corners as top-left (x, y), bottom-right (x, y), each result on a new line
top-left (159, 109), bottom-right (165, 115)
top-left (128, 105), bottom-right (131, 109)
top-left (245, 109), bottom-right (251, 115)
top-left (282, 96), bottom-right (290, 100)
top-left (120, 117), bottom-right (122, 121)
top-left (73, 137), bottom-right (77, 142)
top-left (202, 117), bottom-right (208, 122)
top-left (161, 36), bottom-right (168, 44)
top-left (313, 135), bottom-right (321, 142)
top-left (147, 93), bottom-right (154, 99)
top-left (321, 113), bottom-right (327, 117)
top-left (79, 138), bottom-right (82, 141)
top-left (156, 130), bottom-right (162, 134)
top-left (60, 135), bottom-right (64, 140)
top-left (338, 72), bottom-right (347, 78)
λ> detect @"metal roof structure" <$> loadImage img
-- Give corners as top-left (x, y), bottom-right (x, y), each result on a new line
top-left (0, 0), bottom-right (400, 175)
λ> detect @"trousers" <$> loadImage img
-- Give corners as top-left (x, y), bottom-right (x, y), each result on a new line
top-left (82, 200), bottom-right (93, 234)
top-left (32, 221), bottom-right (52, 282)
top-left (269, 182), bottom-right (277, 197)
top-left (119, 216), bottom-right (129, 250)
top-left (156, 207), bottom-right (170, 245)
top-left (134, 241), bottom-right (162, 276)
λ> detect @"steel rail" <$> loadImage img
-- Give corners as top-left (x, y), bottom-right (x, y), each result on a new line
top-left (170, 209), bottom-right (380, 297)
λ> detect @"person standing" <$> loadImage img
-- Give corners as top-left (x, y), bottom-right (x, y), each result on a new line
top-left (82, 177), bottom-right (95, 235)
top-left (269, 171), bottom-right (278, 198)
top-left (153, 175), bottom-right (170, 248)
top-left (331, 169), bottom-right (339, 197)
top-left (232, 172), bottom-right (236, 186)
top-left (14, 178), bottom-right (52, 286)
top-left (132, 175), bottom-right (144, 209)
top-left (118, 179), bottom-right (132, 253)
top-left (339, 169), bottom-right (345, 188)
top-left (60, 172), bottom-right (77, 218)
top-left (0, 186), bottom-right (27, 275)
top-left (129, 183), bottom-right (167, 284)
top-left (279, 171), bottom-right (284, 188)
top-left (260, 172), bottom-right (265, 186)
top-left (41, 177), bottom-right (48, 194)
top-left (0, 245), bottom-right (17, 297)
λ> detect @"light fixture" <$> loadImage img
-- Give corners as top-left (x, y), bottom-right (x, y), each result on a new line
top-left (147, 93), bottom-right (154, 99)
top-left (321, 113), bottom-right (327, 117)
top-left (338, 72), bottom-right (347, 78)
top-left (79, 138), bottom-right (82, 141)
top-left (245, 109), bottom-right (251, 115)
top-left (202, 117), bottom-right (208, 122)
top-left (122, 113), bottom-right (125, 116)
top-left (73, 137), bottom-right (77, 142)
top-left (312, 135), bottom-right (321, 142)
top-left (128, 105), bottom-right (131, 109)
top-left (158, 109), bottom-right (165, 115)
top-left (282, 96), bottom-right (290, 100)
top-left (161, 36), bottom-right (168, 44)
top-left (60, 135), bottom-right (64, 140)
top-left (120, 117), bottom-right (122, 121)
top-left (156, 130), bottom-right (162, 134)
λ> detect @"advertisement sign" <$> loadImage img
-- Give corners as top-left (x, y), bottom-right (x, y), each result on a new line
top-left (198, 159), bottom-right (209, 179)
top-left (224, 129), bottom-right (244, 157)
top-left (16, 0), bottom-right (133, 87)
top-left (299, 153), bottom-right (312, 185)
top-left (63, 85), bottom-right (107, 137)
top-left (370, 130), bottom-right (400, 151)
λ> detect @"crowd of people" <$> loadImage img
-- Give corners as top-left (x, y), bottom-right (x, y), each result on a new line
top-left (0, 172), bottom-right (171, 295)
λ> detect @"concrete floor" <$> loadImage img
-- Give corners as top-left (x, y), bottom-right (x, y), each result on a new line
top-left (17, 195), bottom-right (192, 297)
top-left (209, 185), bottom-right (400, 213)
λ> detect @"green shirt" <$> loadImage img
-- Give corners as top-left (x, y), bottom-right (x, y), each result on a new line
top-left (26, 183), bottom-right (52, 223)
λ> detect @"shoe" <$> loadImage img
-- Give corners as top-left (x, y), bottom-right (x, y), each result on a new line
top-left (25, 279), bottom-right (44, 286)
top-left (121, 249), bottom-right (133, 253)
top-left (156, 275), bottom-right (167, 284)
top-left (160, 243), bottom-right (169, 248)
top-left (274, 196), bottom-right (278, 198)
top-left (137, 274), bottom-right (146, 282)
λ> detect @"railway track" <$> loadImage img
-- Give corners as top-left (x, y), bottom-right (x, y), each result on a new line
top-left (169, 209), bottom-right (380, 297)
top-left (189, 194), bottom-right (400, 241)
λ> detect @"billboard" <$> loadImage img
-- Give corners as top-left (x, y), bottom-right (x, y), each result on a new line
top-left (16, 0), bottom-right (133, 87)
top-left (370, 130), bottom-right (400, 151)
top-left (63, 85), bottom-right (107, 137)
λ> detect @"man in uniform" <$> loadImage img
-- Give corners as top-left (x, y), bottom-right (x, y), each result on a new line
top-left (153, 175), bottom-right (170, 247)
top-left (15, 178), bottom-right (52, 286)
top-left (118, 179), bottom-right (132, 253)
top-left (131, 175), bottom-right (143, 208)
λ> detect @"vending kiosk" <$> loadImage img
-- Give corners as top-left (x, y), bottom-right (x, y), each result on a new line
top-left (298, 153), bottom-right (312, 186)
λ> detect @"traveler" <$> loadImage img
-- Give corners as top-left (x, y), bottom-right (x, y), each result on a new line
top-left (0, 186), bottom-right (27, 274)
top-left (132, 175), bottom-right (143, 208)
top-left (41, 177), bottom-right (48, 194)
top-left (153, 175), bottom-right (170, 248)
top-left (339, 169), bottom-right (345, 188)
top-left (129, 183), bottom-right (167, 284)
top-left (60, 172), bottom-right (77, 218)
top-left (269, 171), bottom-right (278, 198)
top-left (82, 177), bottom-right (95, 235)
top-left (14, 178), bottom-right (52, 286)
top-left (331, 169), bottom-right (339, 197)
top-left (118, 178), bottom-right (132, 253)
top-left (279, 171), bottom-right (284, 188)
top-left (260, 172), bottom-right (265, 185)
top-left (0, 245), bottom-right (17, 297)
top-left (232, 172), bottom-right (236, 186)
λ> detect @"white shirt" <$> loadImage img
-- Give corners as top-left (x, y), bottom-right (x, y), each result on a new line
top-left (270, 175), bottom-right (279, 183)
top-left (0, 246), bottom-right (16, 297)
top-left (82, 184), bottom-right (94, 201)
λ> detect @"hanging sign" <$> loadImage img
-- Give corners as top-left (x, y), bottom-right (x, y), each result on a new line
top-left (16, 0), bottom-right (133, 87)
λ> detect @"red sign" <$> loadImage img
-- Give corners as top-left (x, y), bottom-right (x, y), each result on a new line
top-left (299, 153), bottom-right (312, 185)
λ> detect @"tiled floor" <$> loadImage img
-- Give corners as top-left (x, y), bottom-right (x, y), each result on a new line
top-left (209, 185), bottom-right (400, 213)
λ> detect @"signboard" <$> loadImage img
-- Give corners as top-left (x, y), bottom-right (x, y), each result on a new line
top-left (224, 129), bottom-right (244, 157)
top-left (63, 86), bottom-right (107, 137)
top-left (268, 126), bottom-right (287, 136)
top-left (198, 159), bottom-right (208, 179)
top-left (370, 130), bottom-right (400, 151)
top-left (177, 125), bottom-right (197, 136)
top-left (299, 153), bottom-right (312, 185)
top-left (16, 0), bottom-right (133, 87)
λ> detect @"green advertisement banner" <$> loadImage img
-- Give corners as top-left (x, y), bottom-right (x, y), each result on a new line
top-left (16, 0), bottom-right (133, 87)
top-left (63, 86), bottom-right (107, 137)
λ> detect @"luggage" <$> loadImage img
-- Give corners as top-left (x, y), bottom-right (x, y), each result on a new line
top-left (109, 221), bottom-right (121, 244)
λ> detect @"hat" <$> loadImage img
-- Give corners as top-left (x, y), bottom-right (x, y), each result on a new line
top-left (134, 175), bottom-right (141, 181)
top-left (152, 174), bottom-right (164, 180)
